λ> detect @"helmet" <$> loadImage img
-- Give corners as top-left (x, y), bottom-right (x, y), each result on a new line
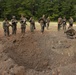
top-left (12, 16), bottom-right (15, 19)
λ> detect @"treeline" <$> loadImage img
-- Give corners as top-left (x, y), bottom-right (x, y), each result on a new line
top-left (0, 0), bottom-right (76, 21)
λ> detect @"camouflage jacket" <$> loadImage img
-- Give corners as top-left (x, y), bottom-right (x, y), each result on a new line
top-left (3, 21), bottom-right (10, 29)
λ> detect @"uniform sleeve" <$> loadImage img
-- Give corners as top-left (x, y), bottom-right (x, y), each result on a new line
top-left (3, 21), bottom-right (5, 29)
top-left (38, 18), bottom-right (41, 23)
top-left (25, 18), bottom-right (27, 21)
top-left (16, 20), bottom-right (18, 23)
top-left (29, 19), bottom-right (31, 22)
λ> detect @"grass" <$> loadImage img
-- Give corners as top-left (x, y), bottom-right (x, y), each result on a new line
top-left (0, 21), bottom-right (76, 29)
top-left (0, 22), bottom-right (58, 28)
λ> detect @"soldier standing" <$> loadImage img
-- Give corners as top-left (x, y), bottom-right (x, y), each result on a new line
top-left (62, 17), bottom-right (67, 30)
top-left (3, 18), bottom-right (10, 36)
top-left (20, 15), bottom-right (27, 33)
top-left (33, 21), bottom-right (36, 30)
top-left (42, 15), bottom-right (46, 27)
top-left (58, 17), bottom-right (62, 31)
top-left (11, 16), bottom-right (18, 35)
top-left (38, 15), bottom-right (46, 33)
top-left (46, 17), bottom-right (50, 29)
top-left (29, 17), bottom-right (35, 32)
top-left (68, 17), bottom-right (74, 29)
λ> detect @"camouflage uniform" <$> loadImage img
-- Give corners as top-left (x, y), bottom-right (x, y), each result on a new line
top-left (46, 17), bottom-right (50, 29)
top-left (64, 28), bottom-right (76, 39)
top-left (42, 15), bottom-right (46, 27)
top-left (62, 17), bottom-right (66, 30)
top-left (3, 19), bottom-right (10, 36)
top-left (20, 16), bottom-right (27, 33)
top-left (39, 17), bottom-right (46, 33)
top-left (33, 22), bottom-right (36, 29)
top-left (68, 17), bottom-right (73, 29)
top-left (11, 16), bottom-right (17, 35)
top-left (29, 17), bottom-right (35, 32)
top-left (58, 17), bottom-right (62, 31)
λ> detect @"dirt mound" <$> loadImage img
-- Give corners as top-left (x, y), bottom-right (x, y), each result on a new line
top-left (0, 30), bottom-right (76, 75)
top-left (0, 52), bottom-right (25, 75)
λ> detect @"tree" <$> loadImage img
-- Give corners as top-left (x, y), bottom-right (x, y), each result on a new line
top-left (0, 0), bottom-right (76, 21)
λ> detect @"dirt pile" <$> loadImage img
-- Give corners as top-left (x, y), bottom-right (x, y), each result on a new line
top-left (0, 30), bottom-right (76, 75)
top-left (0, 52), bottom-right (25, 75)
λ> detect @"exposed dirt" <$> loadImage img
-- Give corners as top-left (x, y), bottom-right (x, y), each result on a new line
top-left (0, 22), bottom-right (76, 75)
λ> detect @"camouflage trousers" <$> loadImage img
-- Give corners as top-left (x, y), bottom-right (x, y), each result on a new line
top-left (4, 27), bottom-right (9, 36)
top-left (12, 26), bottom-right (17, 35)
top-left (41, 24), bottom-right (45, 33)
top-left (63, 25), bottom-right (66, 30)
top-left (68, 24), bottom-right (73, 29)
top-left (30, 24), bottom-right (34, 32)
top-left (21, 26), bottom-right (26, 33)
top-left (33, 24), bottom-right (36, 29)
top-left (58, 24), bottom-right (61, 31)
top-left (46, 23), bottom-right (49, 29)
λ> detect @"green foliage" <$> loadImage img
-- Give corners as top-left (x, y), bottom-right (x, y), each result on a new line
top-left (0, 0), bottom-right (76, 21)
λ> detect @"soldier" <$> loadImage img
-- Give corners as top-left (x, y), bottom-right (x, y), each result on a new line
top-left (64, 28), bottom-right (76, 38)
top-left (42, 15), bottom-right (46, 27)
top-left (11, 16), bottom-right (18, 35)
top-left (29, 17), bottom-right (35, 32)
top-left (38, 15), bottom-right (46, 33)
top-left (58, 17), bottom-right (62, 31)
top-left (68, 17), bottom-right (74, 29)
top-left (3, 18), bottom-right (10, 36)
top-left (20, 15), bottom-right (27, 33)
top-left (33, 21), bottom-right (36, 30)
top-left (62, 17), bottom-right (67, 30)
top-left (46, 17), bottom-right (50, 29)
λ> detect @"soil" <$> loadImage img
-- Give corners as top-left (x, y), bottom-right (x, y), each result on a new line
top-left (0, 22), bottom-right (76, 75)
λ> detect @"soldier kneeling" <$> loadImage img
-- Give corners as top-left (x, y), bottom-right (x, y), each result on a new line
top-left (64, 28), bottom-right (76, 39)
